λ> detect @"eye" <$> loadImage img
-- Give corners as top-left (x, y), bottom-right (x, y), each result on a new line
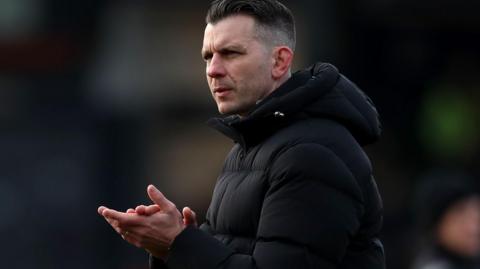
top-left (202, 52), bottom-right (213, 62)
top-left (222, 50), bottom-right (240, 57)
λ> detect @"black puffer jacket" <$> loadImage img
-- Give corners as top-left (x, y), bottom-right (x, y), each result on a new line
top-left (151, 63), bottom-right (385, 269)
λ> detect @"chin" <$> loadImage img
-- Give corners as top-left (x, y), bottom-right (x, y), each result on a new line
top-left (217, 102), bottom-right (249, 116)
top-left (217, 106), bottom-right (232, 115)
top-left (217, 103), bottom-right (235, 115)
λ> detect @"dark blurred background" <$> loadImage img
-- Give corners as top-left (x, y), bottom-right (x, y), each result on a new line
top-left (1, 0), bottom-right (479, 268)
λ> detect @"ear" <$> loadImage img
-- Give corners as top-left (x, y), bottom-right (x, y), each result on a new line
top-left (271, 46), bottom-right (294, 80)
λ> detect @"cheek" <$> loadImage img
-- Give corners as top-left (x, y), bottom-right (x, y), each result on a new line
top-left (206, 77), bottom-right (215, 92)
top-left (238, 60), bottom-right (270, 84)
top-left (247, 63), bottom-right (273, 92)
top-left (228, 54), bottom-right (273, 98)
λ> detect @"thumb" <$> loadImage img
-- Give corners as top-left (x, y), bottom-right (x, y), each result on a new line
top-left (147, 184), bottom-right (173, 209)
top-left (182, 207), bottom-right (198, 227)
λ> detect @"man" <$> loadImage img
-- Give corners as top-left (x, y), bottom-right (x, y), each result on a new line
top-left (411, 172), bottom-right (480, 269)
top-left (98, 0), bottom-right (385, 268)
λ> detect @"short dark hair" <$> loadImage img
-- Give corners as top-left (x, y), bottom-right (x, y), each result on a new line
top-left (206, 0), bottom-right (296, 51)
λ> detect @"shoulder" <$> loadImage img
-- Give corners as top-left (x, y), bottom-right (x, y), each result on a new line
top-left (269, 118), bottom-right (364, 160)
top-left (265, 118), bottom-right (371, 177)
top-left (277, 117), bottom-right (355, 142)
top-left (268, 141), bottom-right (363, 203)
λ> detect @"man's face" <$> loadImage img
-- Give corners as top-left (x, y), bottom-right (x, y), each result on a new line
top-left (202, 15), bottom-right (275, 116)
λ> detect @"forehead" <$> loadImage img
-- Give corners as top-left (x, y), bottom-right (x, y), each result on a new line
top-left (203, 15), bottom-right (258, 49)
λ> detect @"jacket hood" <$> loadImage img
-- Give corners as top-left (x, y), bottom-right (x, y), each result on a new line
top-left (208, 62), bottom-right (381, 147)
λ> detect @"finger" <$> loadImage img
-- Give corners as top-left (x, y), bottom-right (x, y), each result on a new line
top-left (145, 205), bottom-right (161, 215)
top-left (98, 206), bottom-right (108, 215)
top-left (135, 205), bottom-right (147, 215)
top-left (147, 185), bottom-right (174, 210)
top-left (103, 215), bottom-right (115, 226)
top-left (126, 208), bottom-right (135, 213)
top-left (102, 208), bottom-right (127, 221)
top-left (103, 216), bottom-right (122, 234)
top-left (103, 208), bottom-right (147, 230)
top-left (182, 207), bottom-right (198, 226)
top-left (122, 231), bottom-right (143, 248)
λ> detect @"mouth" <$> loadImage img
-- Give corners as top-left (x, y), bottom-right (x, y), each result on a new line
top-left (213, 87), bottom-right (233, 97)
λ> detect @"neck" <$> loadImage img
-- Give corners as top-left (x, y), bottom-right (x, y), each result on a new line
top-left (237, 72), bottom-right (292, 118)
top-left (269, 71), bottom-right (292, 97)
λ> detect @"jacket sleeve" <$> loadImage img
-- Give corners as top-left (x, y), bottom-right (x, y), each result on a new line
top-left (160, 143), bottom-right (364, 269)
top-left (149, 255), bottom-right (169, 269)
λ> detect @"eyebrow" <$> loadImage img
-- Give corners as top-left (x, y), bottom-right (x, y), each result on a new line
top-left (202, 43), bottom-right (247, 57)
top-left (221, 44), bottom-right (247, 51)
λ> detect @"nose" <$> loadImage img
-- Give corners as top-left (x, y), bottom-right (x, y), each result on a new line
top-left (207, 54), bottom-right (226, 78)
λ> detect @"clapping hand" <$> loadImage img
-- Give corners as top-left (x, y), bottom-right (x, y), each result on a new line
top-left (98, 185), bottom-right (197, 260)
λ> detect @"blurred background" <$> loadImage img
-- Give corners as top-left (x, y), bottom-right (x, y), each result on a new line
top-left (1, 0), bottom-right (479, 268)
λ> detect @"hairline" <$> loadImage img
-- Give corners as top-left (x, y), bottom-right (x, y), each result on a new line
top-left (208, 13), bottom-right (295, 52)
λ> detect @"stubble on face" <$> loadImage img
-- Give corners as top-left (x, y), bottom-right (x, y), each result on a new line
top-left (202, 15), bottom-right (276, 116)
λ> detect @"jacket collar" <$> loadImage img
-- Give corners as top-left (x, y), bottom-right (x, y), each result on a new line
top-left (207, 63), bottom-right (340, 149)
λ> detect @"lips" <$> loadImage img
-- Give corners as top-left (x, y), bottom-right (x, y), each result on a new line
top-left (213, 87), bottom-right (233, 98)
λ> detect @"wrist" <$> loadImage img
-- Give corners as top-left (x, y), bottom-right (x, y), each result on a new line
top-left (149, 247), bottom-right (170, 262)
top-left (150, 224), bottom-right (188, 261)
